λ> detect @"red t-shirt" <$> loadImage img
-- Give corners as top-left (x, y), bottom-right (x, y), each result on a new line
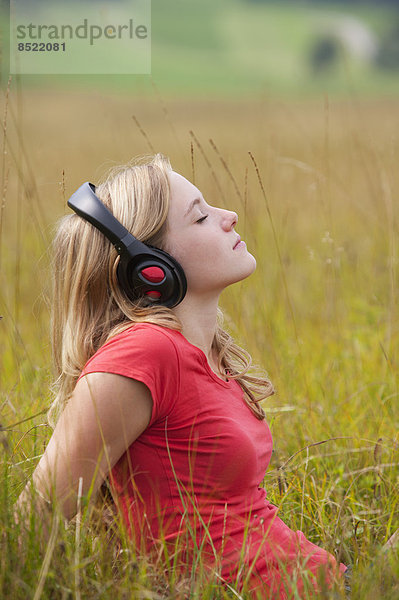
top-left (80, 323), bottom-right (346, 597)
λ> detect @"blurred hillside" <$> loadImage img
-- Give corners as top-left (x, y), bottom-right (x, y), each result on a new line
top-left (151, 0), bottom-right (399, 99)
top-left (1, 0), bottom-right (399, 98)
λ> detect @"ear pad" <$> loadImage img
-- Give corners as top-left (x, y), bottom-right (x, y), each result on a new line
top-left (67, 181), bottom-right (187, 308)
top-left (117, 245), bottom-right (187, 308)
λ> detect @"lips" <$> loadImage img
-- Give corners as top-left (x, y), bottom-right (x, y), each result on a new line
top-left (233, 236), bottom-right (241, 250)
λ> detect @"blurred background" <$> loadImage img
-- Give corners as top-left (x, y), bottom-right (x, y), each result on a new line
top-left (139, 0), bottom-right (399, 98)
top-left (3, 0), bottom-right (399, 97)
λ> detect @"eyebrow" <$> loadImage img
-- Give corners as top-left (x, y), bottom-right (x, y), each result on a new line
top-left (184, 197), bottom-right (201, 217)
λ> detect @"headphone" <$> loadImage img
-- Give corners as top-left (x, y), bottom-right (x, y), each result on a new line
top-left (67, 182), bottom-right (187, 308)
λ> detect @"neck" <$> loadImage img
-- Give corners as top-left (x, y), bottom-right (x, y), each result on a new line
top-left (172, 293), bottom-right (220, 363)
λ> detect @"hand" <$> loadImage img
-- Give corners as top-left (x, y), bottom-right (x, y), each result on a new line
top-left (382, 528), bottom-right (399, 552)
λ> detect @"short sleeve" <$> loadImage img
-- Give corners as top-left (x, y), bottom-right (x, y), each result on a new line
top-left (79, 323), bottom-right (180, 425)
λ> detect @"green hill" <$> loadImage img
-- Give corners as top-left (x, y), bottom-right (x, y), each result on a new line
top-left (2, 0), bottom-right (399, 98)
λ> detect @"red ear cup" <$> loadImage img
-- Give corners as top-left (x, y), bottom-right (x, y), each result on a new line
top-left (119, 249), bottom-right (186, 308)
top-left (141, 267), bottom-right (165, 299)
top-left (141, 266), bottom-right (165, 283)
top-left (145, 290), bottom-right (162, 299)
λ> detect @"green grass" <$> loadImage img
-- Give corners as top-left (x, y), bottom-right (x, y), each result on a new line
top-left (153, 0), bottom-right (399, 98)
top-left (0, 84), bottom-right (398, 597)
top-left (2, 0), bottom-right (399, 98)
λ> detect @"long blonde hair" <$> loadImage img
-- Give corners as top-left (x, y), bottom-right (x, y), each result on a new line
top-left (48, 154), bottom-right (273, 427)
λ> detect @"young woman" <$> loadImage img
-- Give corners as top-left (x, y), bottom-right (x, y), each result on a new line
top-left (18, 154), bottom-right (348, 598)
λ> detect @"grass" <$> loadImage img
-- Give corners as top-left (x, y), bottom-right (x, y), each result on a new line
top-left (2, 0), bottom-right (399, 98)
top-left (0, 82), bottom-right (398, 598)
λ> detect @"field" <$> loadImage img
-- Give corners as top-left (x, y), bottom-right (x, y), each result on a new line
top-left (4, 0), bottom-right (399, 98)
top-left (0, 85), bottom-right (398, 598)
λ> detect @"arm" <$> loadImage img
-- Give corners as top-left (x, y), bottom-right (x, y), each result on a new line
top-left (16, 372), bottom-right (153, 523)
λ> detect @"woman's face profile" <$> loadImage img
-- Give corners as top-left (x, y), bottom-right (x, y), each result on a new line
top-left (165, 171), bottom-right (256, 297)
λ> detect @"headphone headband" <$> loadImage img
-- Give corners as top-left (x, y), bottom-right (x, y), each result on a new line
top-left (67, 182), bottom-right (187, 308)
top-left (68, 182), bottom-right (142, 253)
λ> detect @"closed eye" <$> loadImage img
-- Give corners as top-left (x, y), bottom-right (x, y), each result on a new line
top-left (196, 215), bottom-right (208, 224)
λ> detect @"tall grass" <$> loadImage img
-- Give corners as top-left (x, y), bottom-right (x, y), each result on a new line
top-left (0, 84), bottom-right (398, 598)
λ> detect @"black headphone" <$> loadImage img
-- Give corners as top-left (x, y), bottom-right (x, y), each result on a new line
top-left (67, 182), bottom-right (187, 308)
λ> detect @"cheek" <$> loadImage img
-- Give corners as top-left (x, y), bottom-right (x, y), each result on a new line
top-left (167, 235), bottom-right (213, 269)
top-left (178, 251), bottom-right (213, 281)
top-left (168, 241), bottom-right (220, 288)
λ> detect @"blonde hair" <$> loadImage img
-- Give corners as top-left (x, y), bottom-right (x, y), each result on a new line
top-left (48, 153), bottom-right (273, 427)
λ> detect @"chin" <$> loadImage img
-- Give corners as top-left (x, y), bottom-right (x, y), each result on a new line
top-left (233, 255), bottom-right (257, 284)
top-left (245, 253), bottom-right (257, 275)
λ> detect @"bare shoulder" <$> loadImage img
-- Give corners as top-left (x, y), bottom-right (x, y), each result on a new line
top-left (67, 372), bottom-right (153, 446)
top-left (75, 370), bottom-right (153, 408)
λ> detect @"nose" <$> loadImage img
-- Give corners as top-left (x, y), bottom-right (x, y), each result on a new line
top-left (221, 209), bottom-right (238, 231)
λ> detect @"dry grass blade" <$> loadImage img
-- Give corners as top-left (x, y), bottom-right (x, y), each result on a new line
top-left (32, 513), bottom-right (60, 600)
top-left (74, 477), bottom-right (83, 600)
top-left (132, 115), bottom-right (155, 154)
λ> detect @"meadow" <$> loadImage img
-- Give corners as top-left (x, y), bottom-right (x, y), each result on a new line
top-left (4, 0), bottom-right (399, 98)
top-left (0, 85), bottom-right (398, 598)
